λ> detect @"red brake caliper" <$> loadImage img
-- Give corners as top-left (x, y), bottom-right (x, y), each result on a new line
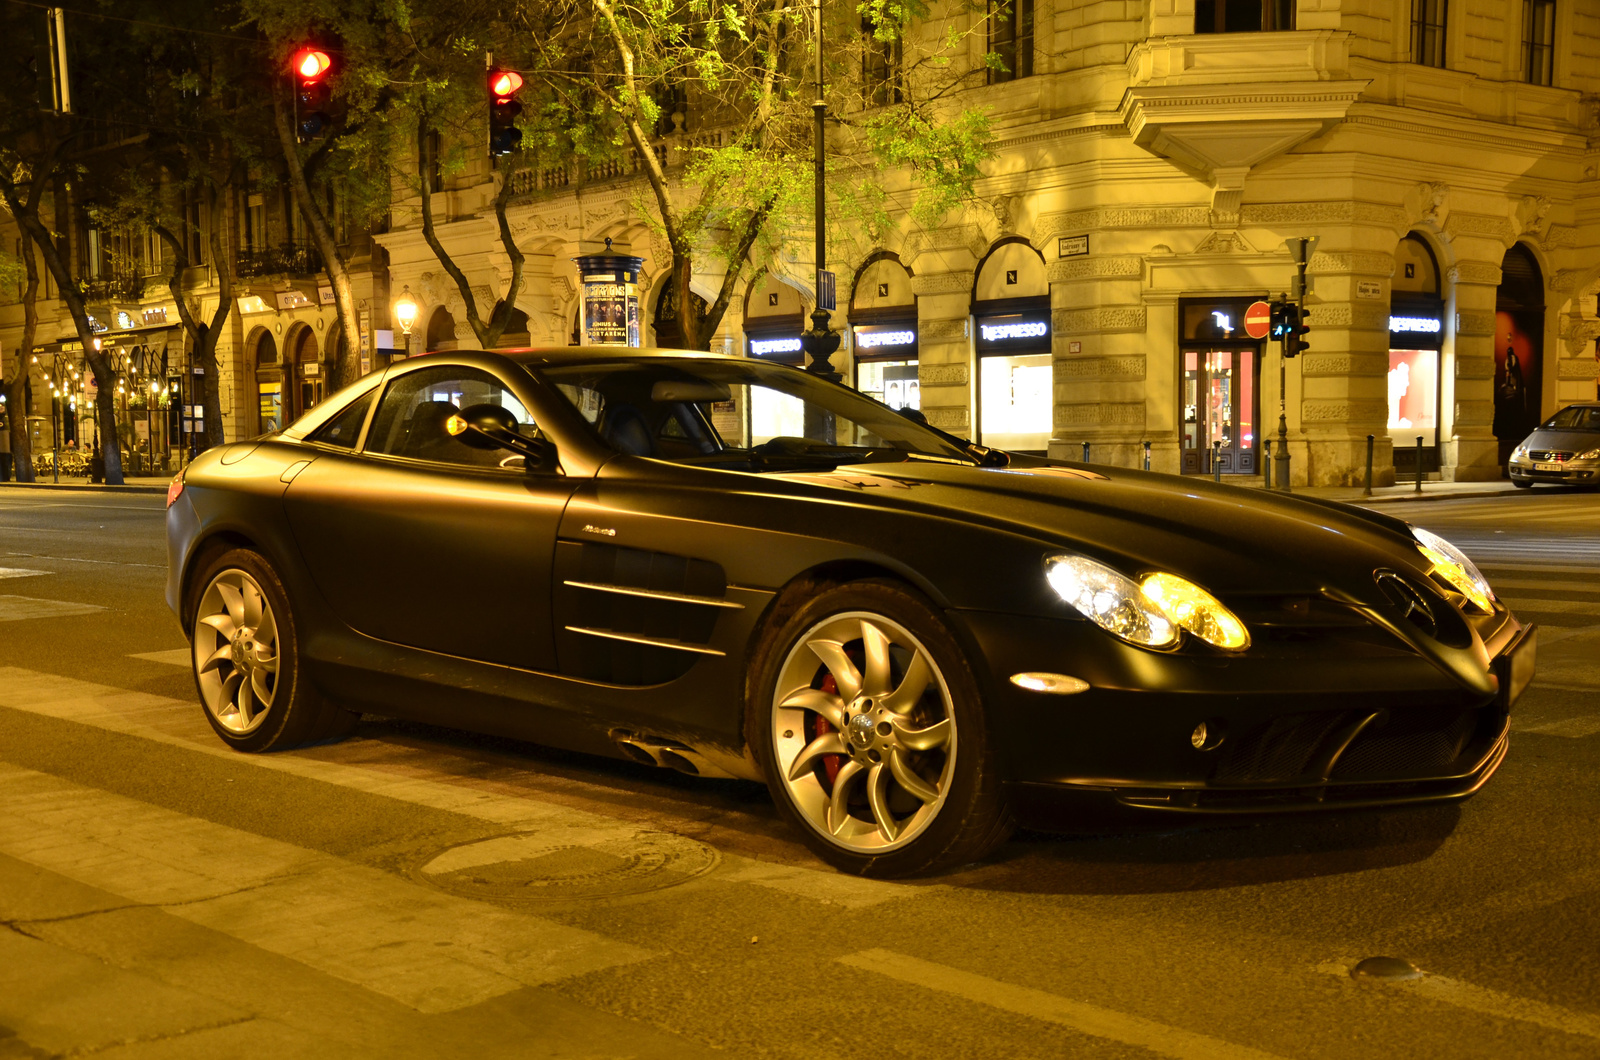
top-left (813, 674), bottom-right (844, 787)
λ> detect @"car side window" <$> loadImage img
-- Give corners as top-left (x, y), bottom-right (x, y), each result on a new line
top-left (308, 391), bottom-right (375, 450)
top-left (365, 366), bottom-right (540, 470)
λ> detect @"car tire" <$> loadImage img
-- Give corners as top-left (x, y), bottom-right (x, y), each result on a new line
top-left (188, 547), bottom-right (358, 752)
top-left (748, 578), bottom-right (1012, 877)
top-left (1513, 479), bottom-right (1533, 489)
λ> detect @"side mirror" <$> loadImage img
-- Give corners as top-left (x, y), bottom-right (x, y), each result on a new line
top-left (446, 404), bottom-right (559, 473)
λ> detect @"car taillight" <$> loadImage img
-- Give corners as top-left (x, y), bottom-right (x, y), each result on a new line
top-left (166, 472), bottom-right (185, 508)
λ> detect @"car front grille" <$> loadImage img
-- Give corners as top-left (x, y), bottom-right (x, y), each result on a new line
top-left (1210, 706), bottom-right (1488, 785)
top-left (1529, 450), bottom-right (1572, 462)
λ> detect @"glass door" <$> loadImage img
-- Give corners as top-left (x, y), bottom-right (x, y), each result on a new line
top-left (1181, 348), bottom-right (1257, 475)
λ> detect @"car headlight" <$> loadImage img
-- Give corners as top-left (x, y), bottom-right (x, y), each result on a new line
top-left (1045, 556), bottom-right (1250, 651)
top-left (1046, 555), bottom-right (1178, 649)
top-left (1139, 572), bottom-right (1251, 651)
top-left (1412, 526), bottom-right (1494, 613)
top-left (1576, 447), bottom-right (1600, 461)
top-left (1511, 445), bottom-right (1530, 461)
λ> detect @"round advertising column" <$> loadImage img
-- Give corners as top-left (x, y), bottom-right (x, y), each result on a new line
top-left (575, 240), bottom-right (645, 347)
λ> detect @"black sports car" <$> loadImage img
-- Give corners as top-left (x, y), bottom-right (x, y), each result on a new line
top-left (165, 347), bottom-right (1537, 876)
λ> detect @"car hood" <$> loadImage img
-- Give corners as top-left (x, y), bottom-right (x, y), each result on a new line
top-left (777, 461), bottom-right (1425, 600)
top-left (1518, 427), bottom-right (1600, 455)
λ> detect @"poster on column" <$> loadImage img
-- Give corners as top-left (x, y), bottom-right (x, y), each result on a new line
top-left (1493, 311), bottom-right (1542, 455)
top-left (582, 281), bottom-right (640, 346)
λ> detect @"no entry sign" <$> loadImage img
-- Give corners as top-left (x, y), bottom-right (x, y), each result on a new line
top-left (1244, 300), bottom-right (1272, 340)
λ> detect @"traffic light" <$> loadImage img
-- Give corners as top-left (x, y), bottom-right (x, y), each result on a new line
top-left (1284, 304), bottom-right (1312, 358)
top-left (488, 69), bottom-right (524, 156)
top-left (1269, 298), bottom-right (1288, 339)
top-left (293, 49), bottom-right (333, 142)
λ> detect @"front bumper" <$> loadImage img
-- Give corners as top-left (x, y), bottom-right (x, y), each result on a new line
top-left (1509, 460), bottom-right (1600, 484)
top-left (955, 608), bottom-right (1535, 826)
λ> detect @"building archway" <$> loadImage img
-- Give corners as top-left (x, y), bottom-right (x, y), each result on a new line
top-left (849, 253), bottom-right (918, 409)
top-left (1494, 243), bottom-right (1545, 465)
top-left (248, 327), bottom-right (282, 434)
top-left (1388, 233), bottom-right (1445, 475)
top-left (652, 276), bottom-right (710, 350)
top-left (972, 237), bottom-right (1050, 453)
top-left (284, 323), bottom-right (325, 422)
top-left (426, 306), bottom-right (459, 351)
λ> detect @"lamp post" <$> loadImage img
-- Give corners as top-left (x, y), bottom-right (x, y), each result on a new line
top-left (798, 0), bottom-right (838, 384)
top-left (393, 285), bottom-right (419, 356)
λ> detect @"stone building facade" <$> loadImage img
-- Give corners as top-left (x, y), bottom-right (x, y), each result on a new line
top-left (6, 0), bottom-right (1596, 489)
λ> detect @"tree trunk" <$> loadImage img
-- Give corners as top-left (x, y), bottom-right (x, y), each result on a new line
top-left (273, 96), bottom-right (361, 388)
top-left (0, 177), bottom-right (126, 484)
top-left (3, 229), bottom-right (39, 483)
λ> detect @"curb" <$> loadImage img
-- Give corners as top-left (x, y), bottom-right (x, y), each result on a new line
top-left (0, 481), bottom-right (169, 495)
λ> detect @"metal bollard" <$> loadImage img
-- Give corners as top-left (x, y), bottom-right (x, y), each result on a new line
top-left (1364, 434), bottom-right (1374, 497)
top-left (1081, 441), bottom-right (1090, 463)
top-left (1212, 441), bottom-right (1222, 482)
top-left (1143, 440), bottom-right (1151, 471)
top-left (1415, 435), bottom-right (1424, 493)
top-left (1263, 440), bottom-right (1273, 490)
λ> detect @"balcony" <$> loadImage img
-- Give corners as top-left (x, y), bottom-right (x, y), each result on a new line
top-left (1119, 32), bottom-right (1369, 224)
top-left (236, 243), bottom-right (325, 279)
top-left (508, 132), bottom-right (723, 200)
top-left (81, 273), bottom-right (145, 302)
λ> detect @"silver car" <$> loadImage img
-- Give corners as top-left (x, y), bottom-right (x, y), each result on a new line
top-left (1508, 402), bottom-right (1600, 487)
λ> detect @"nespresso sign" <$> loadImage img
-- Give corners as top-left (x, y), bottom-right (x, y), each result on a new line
top-left (976, 314), bottom-right (1051, 352)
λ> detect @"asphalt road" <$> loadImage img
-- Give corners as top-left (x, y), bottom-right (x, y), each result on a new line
top-left (2, 487), bottom-right (1599, 1059)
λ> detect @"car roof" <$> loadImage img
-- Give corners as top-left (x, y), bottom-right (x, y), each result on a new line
top-left (430, 345), bottom-right (733, 365)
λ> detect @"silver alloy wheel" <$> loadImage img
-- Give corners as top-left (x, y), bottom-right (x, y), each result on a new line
top-left (772, 611), bottom-right (957, 853)
top-left (193, 568), bottom-right (280, 736)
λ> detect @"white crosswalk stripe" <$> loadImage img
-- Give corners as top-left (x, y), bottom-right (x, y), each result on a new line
top-left (0, 667), bottom-right (924, 910)
top-left (1315, 959), bottom-right (1600, 1041)
top-left (0, 595), bottom-right (104, 622)
top-left (0, 763), bottom-right (653, 1013)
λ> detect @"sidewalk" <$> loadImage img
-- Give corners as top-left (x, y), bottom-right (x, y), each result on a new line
top-left (0, 474), bottom-right (172, 495)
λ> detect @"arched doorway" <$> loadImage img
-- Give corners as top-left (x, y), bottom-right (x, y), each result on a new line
top-left (849, 254), bottom-right (918, 409)
top-left (651, 276), bottom-right (709, 350)
top-left (426, 307), bottom-right (458, 351)
top-left (286, 325), bottom-right (325, 422)
top-left (1388, 234), bottom-right (1445, 476)
top-left (251, 329), bottom-right (282, 434)
top-left (972, 238), bottom-right (1051, 454)
top-left (1494, 244), bottom-right (1544, 466)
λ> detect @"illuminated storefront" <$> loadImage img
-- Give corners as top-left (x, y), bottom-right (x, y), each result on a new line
top-left (975, 306), bottom-right (1051, 452)
top-left (744, 276), bottom-right (808, 443)
top-left (1389, 236), bottom-right (1444, 475)
top-left (1179, 298), bottom-right (1259, 475)
top-left (852, 320), bottom-right (919, 411)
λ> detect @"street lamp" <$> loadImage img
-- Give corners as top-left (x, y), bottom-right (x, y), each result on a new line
top-left (393, 285), bottom-right (419, 342)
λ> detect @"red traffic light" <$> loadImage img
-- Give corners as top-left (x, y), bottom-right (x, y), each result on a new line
top-left (490, 70), bottom-right (524, 98)
top-left (294, 49), bottom-right (332, 81)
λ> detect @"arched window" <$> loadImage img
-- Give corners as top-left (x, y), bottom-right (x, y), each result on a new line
top-left (1493, 245), bottom-right (1545, 461)
top-left (1388, 234), bottom-right (1445, 476)
top-left (972, 239), bottom-right (1050, 453)
top-left (850, 254), bottom-right (918, 410)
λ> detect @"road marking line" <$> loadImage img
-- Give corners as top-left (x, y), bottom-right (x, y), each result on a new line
top-left (1316, 960), bottom-right (1600, 1040)
top-left (0, 568), bottom-right (48, 580)
top-left (1490, 577), bottom-right (1600, 591)
top-left (0, 667), bottom-right (916, 909)
top-left (1512, 715), bottom-right (1600, 738)
top-left (1483, 563), bottom-right (1600, 575)
top-left (840, 949), bottom-right (1288, 1060)
top-left (127, 648), bottom-right (192, 667)
top-left (0, 763), bottom-right (652, 1013)
top-left (0, 595), bottom-right (105, 622)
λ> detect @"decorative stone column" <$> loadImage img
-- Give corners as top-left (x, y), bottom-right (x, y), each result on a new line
top-left (1299, 248), bottom-right (1393, 487)
top-left (1047, 255), bottom-right (1149, 465)
top-left (1448, 262), bottom-right (1502, 481)
top-left (910, 271), bottom-right (975, 436)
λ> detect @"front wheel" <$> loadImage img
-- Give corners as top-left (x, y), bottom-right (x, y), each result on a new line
top-left (1512, 479), bottom-right (1533, 489)
top-left (189, 548), bottom-right (357, 752)
top-left (749, 580), bottom-right (1011, 877)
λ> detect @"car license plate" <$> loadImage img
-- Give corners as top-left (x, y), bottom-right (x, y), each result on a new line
top-left (1534, 462), bottom-right (1564, 472)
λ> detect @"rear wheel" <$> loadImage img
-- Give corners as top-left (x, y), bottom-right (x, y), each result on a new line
top-left (749, 579), bottom-right (1011, 877)
top-left (189, 548), bottom-right (357, 752)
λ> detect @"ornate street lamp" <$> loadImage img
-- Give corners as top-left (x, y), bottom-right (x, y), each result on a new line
top-left (393, 285), bottom-right (420, 353)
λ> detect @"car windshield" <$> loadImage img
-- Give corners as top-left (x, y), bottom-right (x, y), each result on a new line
top-left (535, 357), bottom-right (978, 471)
top-left (1540, 406), bottom-right (1600, 431)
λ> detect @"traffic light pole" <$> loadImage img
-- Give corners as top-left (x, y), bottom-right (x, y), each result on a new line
top-left (1276, 236), bottom-right (1317, 491)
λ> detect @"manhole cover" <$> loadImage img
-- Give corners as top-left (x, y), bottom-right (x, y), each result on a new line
top-left (417, 828), bottom-right (719, 901)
